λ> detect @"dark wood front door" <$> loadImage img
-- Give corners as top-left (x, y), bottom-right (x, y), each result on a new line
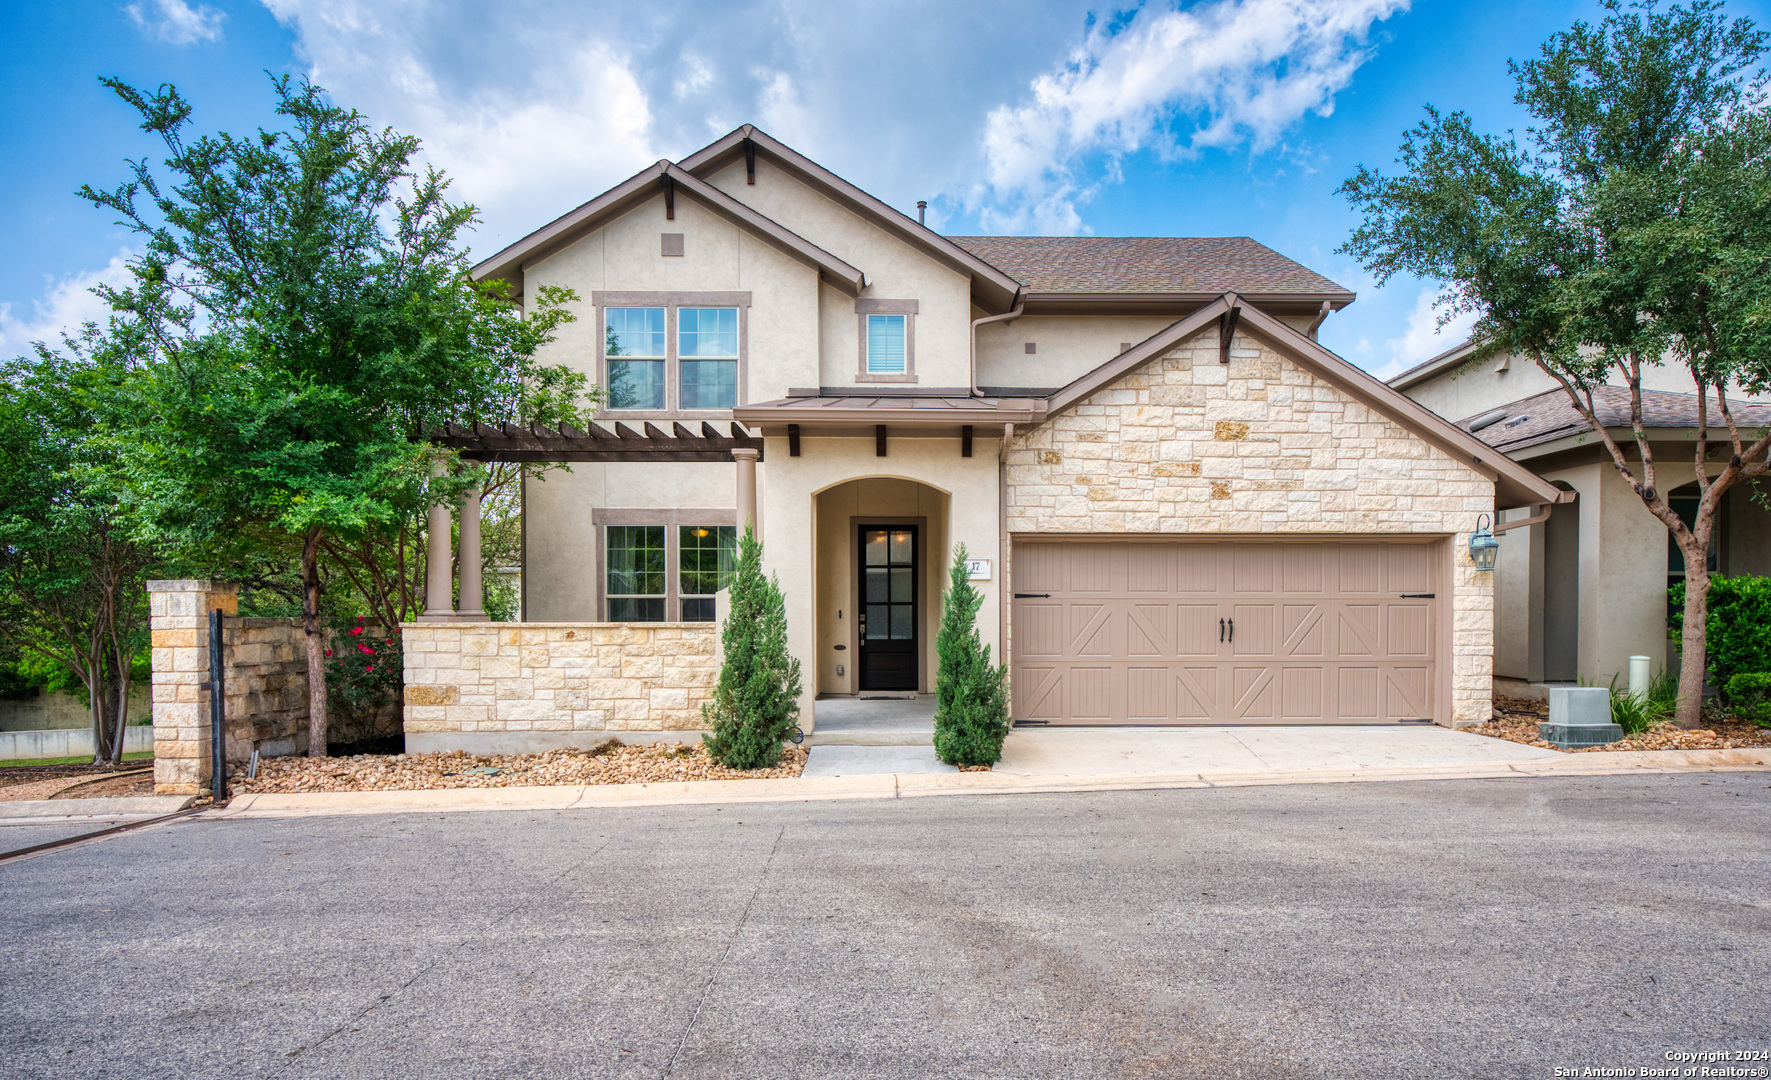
top-left (858, 525), bottom-right (918, 691)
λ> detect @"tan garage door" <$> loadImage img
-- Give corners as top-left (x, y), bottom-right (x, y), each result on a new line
top-left (1011, 540), bottom-right (1438, 725)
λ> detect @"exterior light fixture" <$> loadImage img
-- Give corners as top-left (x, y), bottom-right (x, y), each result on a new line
top-left (1469, 514), bottom-right (1500, 571)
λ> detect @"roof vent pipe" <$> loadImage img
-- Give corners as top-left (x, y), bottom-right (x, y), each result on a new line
top-left (970, 298), bottom-right (1026, 397)
top-left (917, 200), bottom-right (927, 225)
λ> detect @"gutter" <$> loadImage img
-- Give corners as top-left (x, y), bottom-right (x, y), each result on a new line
top-left (970, 298), bottom-right (1025, 397)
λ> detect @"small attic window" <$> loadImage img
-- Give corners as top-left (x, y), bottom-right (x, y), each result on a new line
top-left (1024, 342), bottom-right (1037, 354)
top-left (661, 233), bottom-right (684, 257)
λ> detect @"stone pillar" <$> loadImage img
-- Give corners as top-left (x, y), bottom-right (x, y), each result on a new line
top-left (456, 487), bottom-right (485, 619)
top-left (148, 580), bottom-right (238, 796)
top-left (422, 466), bottom-right (455, 620)
top-left (732, 447), bottom-right (759, 534)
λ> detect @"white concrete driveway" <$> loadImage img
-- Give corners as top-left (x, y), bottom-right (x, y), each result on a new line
top-left (998, 723), bottom-right (1563, 779)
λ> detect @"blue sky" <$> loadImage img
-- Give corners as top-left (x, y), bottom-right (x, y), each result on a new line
top-left (5, 0), bottom-right (1767, 377)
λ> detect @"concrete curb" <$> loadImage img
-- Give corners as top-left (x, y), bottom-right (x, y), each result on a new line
top-left (207, 747), bottom-right (1771, 819)
top-left (0, 795), bottom-right (196, 821)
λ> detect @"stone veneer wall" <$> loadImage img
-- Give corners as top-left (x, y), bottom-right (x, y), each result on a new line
top-left (1003, 328), bottom-right (1498, 726)
top-left (401, 623), bottom-right (721, 745)
top-left (149, 580), bottom-right (313, 794)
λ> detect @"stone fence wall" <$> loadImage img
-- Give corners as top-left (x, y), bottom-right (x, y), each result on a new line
top-left (401, 623), bottom-right (722, 753)
top-left (148, 579), bottom-right (394, 794)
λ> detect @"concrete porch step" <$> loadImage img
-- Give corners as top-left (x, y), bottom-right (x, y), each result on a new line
top-left (809, 695), bottom-right (936, 747)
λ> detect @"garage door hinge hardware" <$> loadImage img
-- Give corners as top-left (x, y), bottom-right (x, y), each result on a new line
top-left (1014, 593), bottom-right (1051, 598)
top-left (1400, 593), bottom-right (1435, 598)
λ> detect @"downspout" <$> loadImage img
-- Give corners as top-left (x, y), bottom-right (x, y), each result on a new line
top-left (970, 297), bottom-right (1025, 397)
top-left (999, 422), bottom-right (1013, 716)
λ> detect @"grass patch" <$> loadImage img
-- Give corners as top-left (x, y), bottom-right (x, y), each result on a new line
top-left (0, 751), bottom-right (154, 768)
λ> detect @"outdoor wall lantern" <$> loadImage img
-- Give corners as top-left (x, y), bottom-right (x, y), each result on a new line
top-left (1469, 514), bottom-right (1500, 571)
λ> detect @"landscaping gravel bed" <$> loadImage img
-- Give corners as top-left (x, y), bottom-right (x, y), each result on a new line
top-left (1472, 695), bottom-right (1771, 752)
top-left (227, 740), bottom-right (808, 794)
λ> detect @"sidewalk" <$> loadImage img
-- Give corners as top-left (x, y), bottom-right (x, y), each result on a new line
top-left (208, 726), bottom-right (1771, 819)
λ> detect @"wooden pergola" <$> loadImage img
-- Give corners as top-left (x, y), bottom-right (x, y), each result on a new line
top-left (418, 420), bottom-right (763, 622)
top-left (430, 420), bottom-right (764, 463)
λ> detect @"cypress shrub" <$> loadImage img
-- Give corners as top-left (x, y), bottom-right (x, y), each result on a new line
top-left (702, 523), bottom-right (802, 769)
top-left (932, 543), bottom-right (1010, 767)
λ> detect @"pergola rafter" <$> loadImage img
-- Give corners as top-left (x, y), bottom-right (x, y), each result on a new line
top-left (430, 420), bottom-right (765, 463)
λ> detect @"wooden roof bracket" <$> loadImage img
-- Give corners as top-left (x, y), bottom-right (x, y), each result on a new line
top-left (662, 175), bottom-right (675, 220)
top-left (788, 423), bottom-right (801, 457)
top-left (1219, 303), bottom-right (1242, 364)
top-left (745, 138), bottom-right (756, 185)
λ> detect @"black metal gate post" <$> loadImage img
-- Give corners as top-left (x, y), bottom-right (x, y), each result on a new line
top-left (208, 608), bottom-right (226, 803)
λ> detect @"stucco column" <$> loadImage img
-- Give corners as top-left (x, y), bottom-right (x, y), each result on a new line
top-left (422, 466), bottom-right (455, 620)
top-left (732, 448), bottom-right (759, 534)
top-left (456, 487), bottom-right (485, 619)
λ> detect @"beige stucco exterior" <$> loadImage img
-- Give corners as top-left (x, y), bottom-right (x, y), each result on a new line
top-left (418, 126), bottom-right (1538, 749)
top-left (1395, 351), bottom-right (1771, 693)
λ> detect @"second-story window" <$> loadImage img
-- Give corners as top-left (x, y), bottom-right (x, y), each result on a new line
top-left (605, 307), bottom-right (666, 409)
top-left (866, 314), bottom-right (907, 375)
top-left (678, 307), bottom-right (739, 409)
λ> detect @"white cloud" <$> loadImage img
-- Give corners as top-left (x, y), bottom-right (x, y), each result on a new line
top-left (976, 0), bottom-right (1407, 232)
top-left (254, 0), bottom-right (1094, 252)
top-left (126, 0), bottom-right (227, 45)
top-left (262, 1), bottom-right (661, 250)
top-left (0, 253), bottom-right (134, 359)
top-left (1378, 285), bottom-right (1477, 379)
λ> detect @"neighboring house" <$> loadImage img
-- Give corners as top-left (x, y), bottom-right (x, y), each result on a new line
top-left (1391, 341), bottom-right (1771, 695)
top-left (454, 125), bottom-right (1561, 735)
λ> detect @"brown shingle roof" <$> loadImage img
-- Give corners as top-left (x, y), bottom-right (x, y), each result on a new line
top-left (946, 236), bottom-right (1353, 297)
top-left (1461, 386), bottom-right (1771, 454)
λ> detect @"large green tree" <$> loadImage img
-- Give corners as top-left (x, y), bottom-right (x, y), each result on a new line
top-left (1339, 0), bottom-right (1771, 726)
top-left (0, 327), bottom-right (155, 765)
top-left (85, 76), bottom-right (583, 755)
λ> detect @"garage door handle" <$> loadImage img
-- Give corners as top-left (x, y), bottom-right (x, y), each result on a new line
top-left (1014, 593), bottom-right (1050, 599)
top-left (1219, 617), bottom-right (1225, 642)
top-left (1400, 593), bottom-right (1436, 598)
top-left (1228, 617), bottom-right (1234, 643)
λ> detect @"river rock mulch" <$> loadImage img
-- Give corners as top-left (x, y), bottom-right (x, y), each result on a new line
top-left (227, 740), bottom-right (808, 795)
top-left (1471, 695), bottom-right (1771, 753)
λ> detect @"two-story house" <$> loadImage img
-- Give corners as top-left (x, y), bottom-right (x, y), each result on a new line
top-left (456, 125), bottom-right (1562, 739)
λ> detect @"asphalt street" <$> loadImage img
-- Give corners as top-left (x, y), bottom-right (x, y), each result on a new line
top-left (2, 772), bottom-right (1767, 1079)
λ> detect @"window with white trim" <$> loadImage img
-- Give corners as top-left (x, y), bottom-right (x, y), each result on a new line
top-left (677, 308), bottom-right (738, 409)
top-left (866, 313), bottom-right (907, 375)
top-left (606, 525), bottom-right (666, 621)
top-left (678, 525), bottom-right (737, 621)
top-left (604, 308), bottom-right (666, 410)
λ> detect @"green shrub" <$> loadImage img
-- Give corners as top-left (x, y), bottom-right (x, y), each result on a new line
top-left (1604, 668), bottom-right (1677, 734)
top-left (932, 543), bottom-right (1011, 767)
top-left (1669, 575), bottom-right (1771, 699)
top-left (702, 524), bottom-right (802, 770)
top-left (324, 615), bottom-right (403, 742)
top-left (1724, 673), bottom-right (1771, 727)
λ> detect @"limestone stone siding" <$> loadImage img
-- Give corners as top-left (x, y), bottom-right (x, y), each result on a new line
top-left (401, 623), bottom-right (721, 736)
top-left (1004, 328), bottom-right (1498, 726)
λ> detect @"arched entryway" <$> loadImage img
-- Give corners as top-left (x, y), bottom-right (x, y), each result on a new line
top-left (812, 477), bottom-right (952, 696)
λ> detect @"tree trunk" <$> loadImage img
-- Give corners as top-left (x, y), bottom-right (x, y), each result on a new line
top-left (1676, 561), bottom-right (1711, 730)
top-left (88, 676), bottom-right (106, 766)
top-left (110, 655), bottom-right (131, 768)
top-left (302, 528), bottom-right (329, 757)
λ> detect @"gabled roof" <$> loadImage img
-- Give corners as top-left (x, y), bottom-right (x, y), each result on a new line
top-left (947, 236), bottom-right (1354, 305)
top-left (1458, 386), bottom-right (1771, 457)
top-left (1387, 337), bottom-right (1481, 391)
top-left (1044, 295), bottom-right (1565, 509)
top-left (676, 126), bottom-right (1023, 312)
top-left (470, 160), bottom-right (866, 295)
